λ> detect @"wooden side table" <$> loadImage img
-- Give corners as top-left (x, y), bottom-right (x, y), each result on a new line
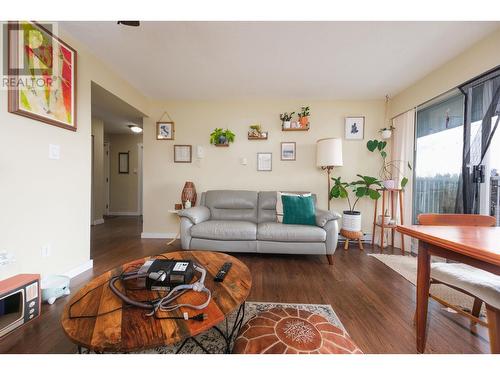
top-left (371, 188), bottom-right (405, 254)
top-left (167, 209), bottom-right (181, 246)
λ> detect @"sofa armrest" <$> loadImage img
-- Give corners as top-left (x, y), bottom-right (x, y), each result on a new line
top-left (178, 206), bottom-right (210, 224)
top-left (316, 209), bottom-right (341, 228)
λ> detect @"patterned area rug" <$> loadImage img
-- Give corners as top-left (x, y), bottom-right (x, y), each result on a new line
top-left (133, 302), bottom-right (346, 354)
top-left (368, 254), bottom-right (486, 316)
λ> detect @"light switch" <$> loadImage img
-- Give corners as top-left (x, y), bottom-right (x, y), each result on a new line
top-left (240, 157), bottom-right (248, 166)
top-left (49, 144), bottom-right (60, 160)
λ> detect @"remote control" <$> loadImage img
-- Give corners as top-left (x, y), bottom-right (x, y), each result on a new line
top-left (214, 262), bottom-right (232, 282)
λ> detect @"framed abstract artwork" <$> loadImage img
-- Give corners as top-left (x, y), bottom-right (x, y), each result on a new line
top-left (344, 116), bottom-right (365, 140)
top-left (157, 121), bottom-right (175, 140)
top-left (257, 152), bottom-right (272, 171)
top-left (280, 142), bottom-right (296, 161)
top-left (174, 145), bottom-right (192, 163)
top-left (7, 22), bottom-right (77, 131)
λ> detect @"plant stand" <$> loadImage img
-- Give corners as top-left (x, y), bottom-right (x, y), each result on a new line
top-left (340, 229), bottom-right (364, 250)
top-left (371, 188), bottom-right (405, 254)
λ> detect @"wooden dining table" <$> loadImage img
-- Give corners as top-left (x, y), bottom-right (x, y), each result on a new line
top-left (397, 225), bottom-right (500, 353)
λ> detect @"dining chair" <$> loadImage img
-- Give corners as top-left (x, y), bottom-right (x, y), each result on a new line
top-left (417, 213), bottom-right (500, 353)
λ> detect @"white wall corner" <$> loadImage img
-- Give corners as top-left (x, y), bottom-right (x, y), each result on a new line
top-left (63, 259), bottom-right (93, 279)
top-left (141, 232), bottom-right (177, 239)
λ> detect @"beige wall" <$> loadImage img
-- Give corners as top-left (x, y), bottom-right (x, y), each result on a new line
top-left (91, 117), bottom-right (105, 223)
top-left (143, 99), bottom-right (386, 236)
top-left (107, 133), bottom-right (143, 214)
top-left (0, 24), bottom-right (149, 279)
top-left (390, 27), bottom-right (500, 117)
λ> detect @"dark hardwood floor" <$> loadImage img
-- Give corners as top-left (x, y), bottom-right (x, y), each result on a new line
top-left (0, 216), bottom-right (490, 354)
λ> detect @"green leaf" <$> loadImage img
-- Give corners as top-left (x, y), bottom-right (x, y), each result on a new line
top-left (377, 141), bottom-right (387, 151)
top-left (401, 177), bottom-right (408, 188)
top-left (355, 187), bottom-right (367, 197)
top-left (366, 140), bottom-right (378, 152)
top-left (368, 189), bottom-right (381, 200)
top-left (381, 151), bottom-right (387, 158)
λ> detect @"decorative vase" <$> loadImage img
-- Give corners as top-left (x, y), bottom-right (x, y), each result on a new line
top-left (342, 211), bottom-right (362, 232)
top-left (181, 181), bottom-right (197, 208)
top-left (283, 121), bottom-right (291, 129)
top-left (381, 130), bottom-right (392, 139)
top-left (299, 116), bottom-right (309, 127)
top-left (378, 214), bottom-right (391, 225)
top-left (382, 179), bottom-right (396, 189)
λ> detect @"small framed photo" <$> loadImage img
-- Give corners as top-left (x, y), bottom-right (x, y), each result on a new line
top-left (174, 145), bottom-right (192, 163)
top-left (257, 152), bottom-right (272, 171)
top-left (157, 121), bottom-right (175, 140)
top-left (118, 152), bottom-right (129, 174)
top-left (280, 142), bottom-right (296, 161)
top-left (345, 116), bottom-right (365, 140)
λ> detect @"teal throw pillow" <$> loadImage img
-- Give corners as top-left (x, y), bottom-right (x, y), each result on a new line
top-left (281, 194), bottom-right (316, 226)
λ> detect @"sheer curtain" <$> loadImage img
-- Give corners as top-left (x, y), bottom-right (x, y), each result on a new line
top-left (392, 109), bottom-right (415, 252)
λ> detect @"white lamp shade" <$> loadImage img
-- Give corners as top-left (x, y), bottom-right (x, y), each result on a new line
top-left (316, 138), bottom-right (343, 167)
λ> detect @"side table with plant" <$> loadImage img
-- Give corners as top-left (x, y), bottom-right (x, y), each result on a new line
top-left (329, 174), bottom-right (381, 232)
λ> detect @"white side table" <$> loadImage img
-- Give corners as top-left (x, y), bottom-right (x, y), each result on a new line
top-left (167, 209), bottom-right (181, 246)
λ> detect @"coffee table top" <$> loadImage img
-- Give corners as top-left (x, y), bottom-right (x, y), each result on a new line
top-left (61, 251), bottom-right (252, 352)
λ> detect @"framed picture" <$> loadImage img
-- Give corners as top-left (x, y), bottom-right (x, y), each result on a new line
top-left (157, 121), bottom-right (175, 140)
top-left (118, 152), bottom-right (129, 174)
top-left (174, 145), bottom-right (192, 163)
top-left (8, 21), bottom-right (77, 131)
top-left (280, 142), bottom-right (296, 161)
top-left (345, 116), bottom-right (365, 140)
top-left (257, 152), bottom-right (272, 171)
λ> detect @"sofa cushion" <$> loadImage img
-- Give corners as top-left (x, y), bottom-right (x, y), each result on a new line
top-left (257, 222), bottom-right (326, 242)
top-left (191, 220), bottom-right (257, 241)
top-left (281, 194), bottom-right (316, 226)
top-left (204, 190), bottom-right (259, 223)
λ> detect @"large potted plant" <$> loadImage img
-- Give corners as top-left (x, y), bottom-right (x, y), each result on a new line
top-left (366, 139), bottom-right (411, 189)
top-left (329, 174), bottom-right (381, 232)
top-left (210, 128), bottom-right (236, 146)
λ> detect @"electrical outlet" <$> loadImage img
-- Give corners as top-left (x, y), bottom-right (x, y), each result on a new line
top-left (41, 244), bottom-right (51, 257)
top-left (49, 144), bottom-right (60, 160)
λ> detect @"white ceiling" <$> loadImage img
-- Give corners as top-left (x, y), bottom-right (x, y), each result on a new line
top-left (63, 21), bottom-right (500, 100)
top-left (91, 82), bottom-right (145, 134)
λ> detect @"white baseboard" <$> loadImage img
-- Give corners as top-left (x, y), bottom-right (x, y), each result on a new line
top-left (108, 211), bottom-right (141, 216)
top-left (92, 218), bottom-right (104, 225)
top-left (63, 259), bottom-right (93, 279)
top-left (141, 232), bottom-right (177, 239)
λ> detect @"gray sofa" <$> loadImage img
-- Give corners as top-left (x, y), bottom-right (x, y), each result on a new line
top-left (178, 190), bottom-right (341, 264)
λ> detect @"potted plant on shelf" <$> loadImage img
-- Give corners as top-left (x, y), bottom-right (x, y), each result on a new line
top-left (298, 106), bottom-right (310, 128)
top-left (379, 125), bottom-right (395, 139)
top-left (329, 174), bottom-right (381, 232)
top-left (248, 124), bottom-right (268, 140)
top-left (210, 128), bottom-right (236, 146)
top-left (280, 112), bottom-right (295, 129)
top-left (366, 139), bottom-right (412, 189)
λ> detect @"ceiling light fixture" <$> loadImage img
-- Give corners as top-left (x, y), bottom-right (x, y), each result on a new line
top-left (128, 125), bottom-right (143, 134)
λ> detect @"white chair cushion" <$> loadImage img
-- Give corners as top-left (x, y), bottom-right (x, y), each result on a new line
top-left (431, 263), bottom-right (500, 310)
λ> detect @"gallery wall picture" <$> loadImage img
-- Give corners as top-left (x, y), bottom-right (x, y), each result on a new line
top-left (174, 145), bottom-right (192, 163)
top-left (257, 152), bottom-right (272, 171)
top-left (280, 142), bottom-right (296, 161)
top-left (157, 121), bottom-right (175, 140)
top-left (345, 116), bottom-right (365, 140)
top-left (8, 21), bottom-right (77, 131)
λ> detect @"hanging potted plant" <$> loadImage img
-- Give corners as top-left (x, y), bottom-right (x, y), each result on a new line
top-left (366, 139), bottom-right (412, 189)
top-left (280, 112), bottom-right (295, 129)
top-left (329, 174), bottom-right (382, 232)
top-left (379, 125), bottom-right (395, 139)
top-left (210, 128), bottom-right (236, 147)
top-left (298, 106), bottom-right (310, 128)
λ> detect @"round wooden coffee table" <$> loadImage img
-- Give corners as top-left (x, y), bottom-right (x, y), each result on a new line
top-left (61, 251), bottom-right (252, 353)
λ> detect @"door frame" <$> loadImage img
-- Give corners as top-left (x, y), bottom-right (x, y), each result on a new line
top-left (137, 143), bottom-right (143, 215)
top-left (104, 141), bottom-right (111, 215)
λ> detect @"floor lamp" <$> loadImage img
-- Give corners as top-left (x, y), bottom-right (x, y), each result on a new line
top-left (316, 138), bottom-right (343, 210)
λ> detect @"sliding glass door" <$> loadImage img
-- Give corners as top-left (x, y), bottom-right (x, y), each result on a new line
top-left (413, 91), bottom-right (465, 223)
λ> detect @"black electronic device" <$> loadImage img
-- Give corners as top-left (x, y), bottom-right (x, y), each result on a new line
top-left (214, 262), bottom-right (232, 282)
top-left (143, 259), bottom-right (195, 291)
